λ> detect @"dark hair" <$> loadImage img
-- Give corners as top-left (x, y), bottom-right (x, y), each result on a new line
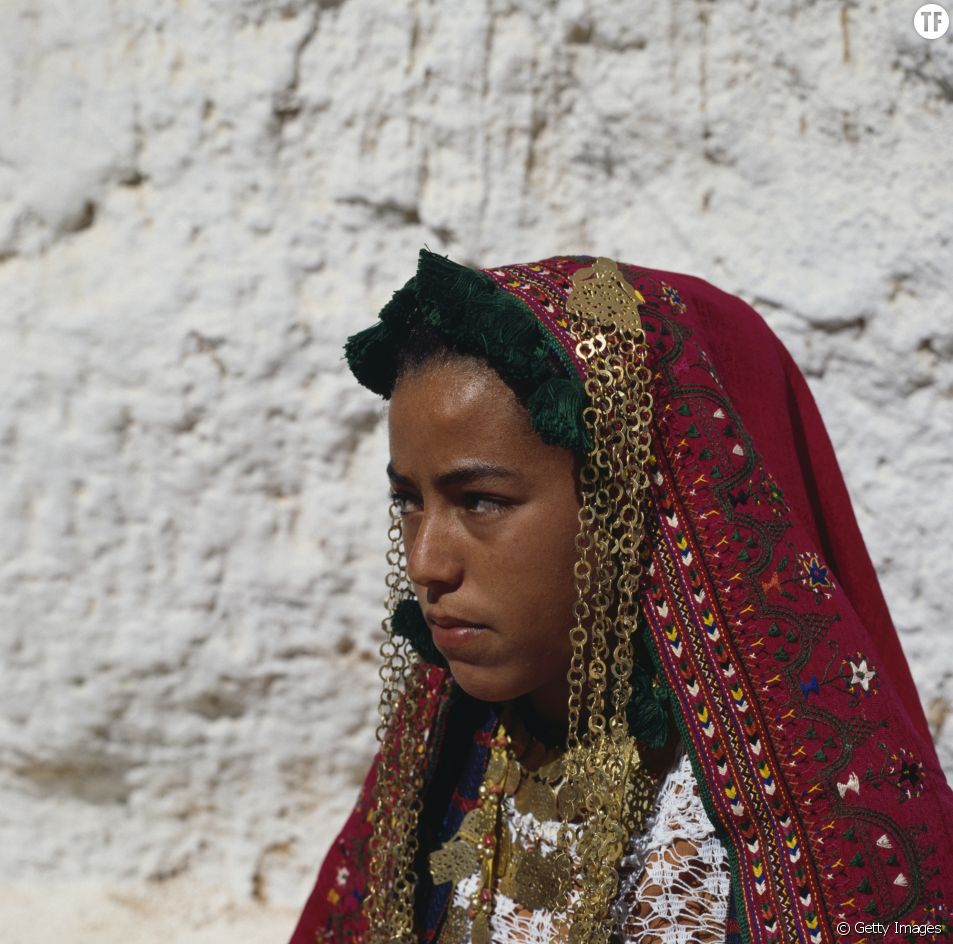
top-left (393, 317), bottom-right (567, 414)
top-left (393, 319), bottom-right (458, 379)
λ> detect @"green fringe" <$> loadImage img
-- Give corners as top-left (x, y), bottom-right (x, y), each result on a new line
top-left (344, 281), bottom-right (422, 396)
top-left (527, 377), bottom-right (591, 453)
top-left (390, 598), bottom-right (447, 667)
top-left (415, 251), bottom-right (552, 384)
top-left (414, 251), bottom-right (497, 315)
top-left (617, 620), bottom-right (673, 748)
top-left (626, 658), bottom-right (671, 748)
top-left (378, 279), bottom-right (419, 331)
top-left (343, 321), bottom-right (397, 397)
top-left (344, 248), bottom-right (590, 457)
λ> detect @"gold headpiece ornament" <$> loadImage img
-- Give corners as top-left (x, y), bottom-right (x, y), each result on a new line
top-left (364, 258), bottom-right (656, 944)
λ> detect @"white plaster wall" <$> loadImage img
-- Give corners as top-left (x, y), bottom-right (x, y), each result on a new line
top-left (1, 1), bottom-right (951, 940)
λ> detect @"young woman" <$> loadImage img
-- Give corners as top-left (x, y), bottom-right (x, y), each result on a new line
top-left (290, 251), bottom-right (952, 943)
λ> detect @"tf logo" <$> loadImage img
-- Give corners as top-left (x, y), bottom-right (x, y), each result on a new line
top-left (914, 3), bottom-right (950, 39)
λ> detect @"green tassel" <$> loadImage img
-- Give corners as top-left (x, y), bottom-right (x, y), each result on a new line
top-left (457, 297), bottom-right (551, 384)
top-left (627, 666), bottom-right (671, 748)
top-left (415, 250), bottom-right (498, 314)
top-left (416, 251), bottom-right (551, 380)
top-left (378, 280), bottom-right (419, 330)
top-left (527, 377), bottom-right (591, 453)
top-left (390, 598), bottom-right (447, 667)
top-left (626, 631), bottom-right (672, 748)
top-left (343, 321), bottom-right (398, 398)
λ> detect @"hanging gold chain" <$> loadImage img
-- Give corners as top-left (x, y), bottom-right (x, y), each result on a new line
top-left (559, 258), bottom-right (657, 944)
top-left (364, 503), bottom-right (434, 943)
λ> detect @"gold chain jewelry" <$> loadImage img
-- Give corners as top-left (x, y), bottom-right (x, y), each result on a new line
top-left (559, 258), bottom-right (657, 944)
top-left (364, 503), bottom-right (439, 943)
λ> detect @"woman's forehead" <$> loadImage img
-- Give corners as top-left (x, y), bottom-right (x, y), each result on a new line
top-left (390, 357), bottom-right (523, 426)
top-left (387, 359), bottom-right (571, 478)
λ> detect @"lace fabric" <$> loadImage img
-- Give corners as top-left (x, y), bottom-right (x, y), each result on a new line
top-left (442, 751), bottom-right (731, 943)
top-left (613, 751), bottom-right (731, 943)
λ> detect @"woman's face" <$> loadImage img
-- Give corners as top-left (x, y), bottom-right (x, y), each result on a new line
top-left (387, 355), bottom-right (580, 722)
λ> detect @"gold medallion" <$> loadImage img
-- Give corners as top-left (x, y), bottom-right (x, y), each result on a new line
top-left (568, 257), bottom-right (645, 335)
top-left (500, 843), bottom-right (573, 912)
top-left (514, 775), bottom-right (559, 822)
top-left (437, 905), bottom-right (469, 942)
top-left (471, 911), bottom-right (491, 944)
top-left (485, 751), bottom-right (508, 783)
top-left (503, 757), bottom-right (522, 796)
top-left (429, 838), bottom-right (480, 886)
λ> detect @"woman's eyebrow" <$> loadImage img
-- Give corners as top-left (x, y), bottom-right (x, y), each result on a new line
top-left (435, 462), bottom-right (520, 488)
top-left (386, 461), bottom-right (520, 489)
top-left (386, 462), bottom-right (414, 488)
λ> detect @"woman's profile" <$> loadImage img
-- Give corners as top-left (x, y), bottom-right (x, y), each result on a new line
top-left (290, 250), bottom-right (953, 943)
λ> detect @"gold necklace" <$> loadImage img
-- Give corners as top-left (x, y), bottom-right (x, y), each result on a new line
top-left (430, 720), bottom-right (512, 944)
top-left (430, 713), bottom-right (583, 943)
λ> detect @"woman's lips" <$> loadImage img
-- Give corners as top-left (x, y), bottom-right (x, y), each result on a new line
top-left (428, 614), bottom-right (489, 652)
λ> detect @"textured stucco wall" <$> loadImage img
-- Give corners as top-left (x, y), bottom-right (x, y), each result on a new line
top-left (2, 0), bottom-right (951, 939)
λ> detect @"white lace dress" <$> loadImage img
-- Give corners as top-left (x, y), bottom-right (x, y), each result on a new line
top-left (446, 750), bottom-right (731, 943)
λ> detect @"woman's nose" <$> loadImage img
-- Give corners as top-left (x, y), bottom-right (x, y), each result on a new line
top-left (405, 513), bottom-right (462, 593)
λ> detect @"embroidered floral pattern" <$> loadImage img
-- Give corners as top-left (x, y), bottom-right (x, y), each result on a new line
top-left (797, 551), bottom-right (835, 598)
top-left (765, 478), bottom-right (786, 517)
top-left (660, 282), bottom-right (687, 314)
top-left (836, 771), bottom-right (860, 799)
top-left (844, 652), bottom-right (879, 701)
top-left (889, 749), bottom-right (925, 801)
top-left (610, 258), bottom-right (949, 944)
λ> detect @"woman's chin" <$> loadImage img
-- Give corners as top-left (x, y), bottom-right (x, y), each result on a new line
top-left (444, 660), bottom-right (571, 723)
top-left (446, 663), bottom-right (521, 704)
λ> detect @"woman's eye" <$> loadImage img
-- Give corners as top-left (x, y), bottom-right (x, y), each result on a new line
top-left (463, 494), bottom-right (509, 514)
top-left (390, 492), bottom-right (420, 515)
